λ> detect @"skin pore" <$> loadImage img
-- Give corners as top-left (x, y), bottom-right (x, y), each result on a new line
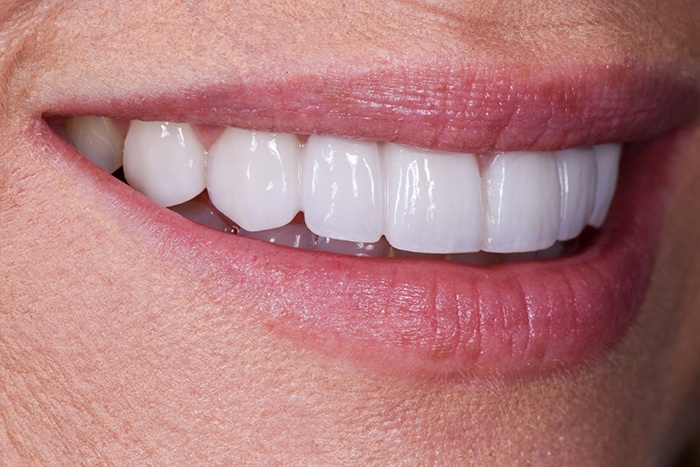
top-left (1, 0), bottom-right (699, 464)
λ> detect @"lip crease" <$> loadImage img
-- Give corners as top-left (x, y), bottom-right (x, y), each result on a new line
top-left (35, 62), bottom-right (696, 378)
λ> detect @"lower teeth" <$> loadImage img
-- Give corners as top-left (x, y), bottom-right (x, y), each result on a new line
top-left (168, 191), bottom-right (580, 265)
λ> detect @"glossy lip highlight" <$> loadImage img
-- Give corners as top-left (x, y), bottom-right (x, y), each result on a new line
top-left (35, 63), bottom-right (697, 378)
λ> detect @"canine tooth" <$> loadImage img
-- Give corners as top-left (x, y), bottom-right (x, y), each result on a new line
top-left (301, 135), bottom-right (384, 243)
top-left (123, 121), bottom-right (206, 207)
top-left (65, 116), bottom-right (124, 173)
top-left (589, 144), bottom-right (621, 227)
top-left (482, 152), bottom-right (561, 253)
top-left (207, 128), bottom-right (300, 232)
top-left (384, 144), bottom-right (482, 253)
top-left (556, 148), bottom-right (597, 240)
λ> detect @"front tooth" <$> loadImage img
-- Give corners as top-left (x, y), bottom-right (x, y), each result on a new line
top-left (301, 135), bottom-right (384, 243)
top-left (589, 144), bottom-right (621, 227)
top-left (123, 121), bottom-right (206, 207)
top-left (207, 128), bottom-right (301, 231)
top-left (384, 144), bottom-right (482, 254)
top-left (65, 116), bottom-right (124, 173)
top-left (556, 148), bottom-right (597, 241)
top-left (482, 152), bottom-right (561, 253)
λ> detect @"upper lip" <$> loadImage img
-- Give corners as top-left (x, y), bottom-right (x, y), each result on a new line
top-left (40, 62), bottom-right (699, 153)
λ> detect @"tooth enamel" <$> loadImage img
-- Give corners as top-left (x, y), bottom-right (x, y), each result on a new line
top-left (384, 143), bottom-right (482, 253)
top-left (482, 151), bottom-right (561, 253)
top-left (207, 128), bottom-right (301, 232)
top-left (65, 116), bottom-right (124, 173)
top-left (123, 121), bottom-right (206, 207)
top-left (556, 148), bottom-right (597, 241)
top-left (301, 135), bottom-right (384, 243)
top-left (70, 114), bottom-right (624, 258)
top-left (589, 144), bottom-right (621, 227)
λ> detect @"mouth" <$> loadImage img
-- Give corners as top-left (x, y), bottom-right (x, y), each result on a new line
top-left (37, 62), bottom-right (698, 378)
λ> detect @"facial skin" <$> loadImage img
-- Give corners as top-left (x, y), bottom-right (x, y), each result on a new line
top-left (0, 0), bottom-right (699, 464)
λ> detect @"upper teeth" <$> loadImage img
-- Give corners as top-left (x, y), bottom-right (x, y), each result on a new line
top-left (64, 116), bottom-right (621, 255)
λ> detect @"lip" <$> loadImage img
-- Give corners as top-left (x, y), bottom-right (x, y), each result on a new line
top-left (41, 62), bottom-right (698, 153)
top-left (34, 64), bottom-right (697, 378)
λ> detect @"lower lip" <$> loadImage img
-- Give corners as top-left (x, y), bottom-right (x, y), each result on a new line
top-left (43, 123), bottom-right (681, 378)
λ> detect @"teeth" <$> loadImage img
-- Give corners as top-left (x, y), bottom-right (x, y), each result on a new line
top-left (301, 135), bottom-right (384, 243)
top-left (207, 128), bottom-right (301, 231)
top-left (556, 148), bottom-right (597, 241)
top-left (65, 117), bottom-right (623, 257)
top-left (123, 121), bottom-right (206, 207)
top-left (590, 144), bottom-right (621, 227)
top-left (65, 116), bottom-right (124, 173)
top-left (384, 144), bottom-right (482, 254)
top-left (482, 152), bottom-right (561, 253)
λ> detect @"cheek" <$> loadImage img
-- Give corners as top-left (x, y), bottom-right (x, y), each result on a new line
top-left (636, 123), bottom-right (700, 451)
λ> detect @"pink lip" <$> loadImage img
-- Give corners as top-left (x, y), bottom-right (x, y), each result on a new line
top-left (43, 62), bottom-right (698, 152)
top-left (37, 63), bottom-right (697, 378)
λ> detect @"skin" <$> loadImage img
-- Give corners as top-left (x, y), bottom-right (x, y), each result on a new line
top-left (1, 0), bottom-right (699, 464)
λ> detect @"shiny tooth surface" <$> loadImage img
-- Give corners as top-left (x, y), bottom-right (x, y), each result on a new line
top-left (384, 143), bottom-right (482, 253)
top-left (482, 152), bottom-right (561, 253)
top-left (301, 135), bottom-right (384, 243)
top-left (589, 144), bottom-right (621, 227)
top-left (65, 116), bottom-right (124, 173)
top-left (123, 121), bottom-right (206, 207)
top-left (207, 128), bottom-right (301, 231)
top-left (556, 148), bottom-right (597, 240)
top-left (65, 114), bottom-right (624, 258)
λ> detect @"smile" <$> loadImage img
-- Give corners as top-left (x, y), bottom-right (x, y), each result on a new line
top-left (62, 117), bottom-right (620, 261)
top-left (36, 62), bottom-right (697, 378)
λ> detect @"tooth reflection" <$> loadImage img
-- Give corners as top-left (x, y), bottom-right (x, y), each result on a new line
top-left (239, 223), bottom-right (317, 249)
top-left (317, 236), bottom-right (391, 257)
